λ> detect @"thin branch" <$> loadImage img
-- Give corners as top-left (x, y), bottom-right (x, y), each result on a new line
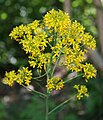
top-left (32, 68), bottom-right (51, 80)
top-left (48, 94), bottom-right (77, 115)
top-left (64, 73), bottom-right (83, 84)
top-left (21, 84), bottom-right (47, 97)
top-left (51, 51), bottom-right (61, 77)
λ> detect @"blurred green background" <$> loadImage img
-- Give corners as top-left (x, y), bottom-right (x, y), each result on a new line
top-left (0, 0), bottom-right (103, 120)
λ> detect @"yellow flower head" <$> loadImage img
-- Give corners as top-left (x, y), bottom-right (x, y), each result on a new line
top-left (4, 71), bottom-right (16, 86)
top-left (43, 9), bottom-right (71, 35)
top-left (4, 67), bottom-right (32, 86)
top-left (74, 84), bottom-right (89, 100)
top-left (83, 63), bottom-right (97, 82)
top-left (16, 67), bottom-right (32, 86)
top-left (46, 77), bottom-right (64, 92)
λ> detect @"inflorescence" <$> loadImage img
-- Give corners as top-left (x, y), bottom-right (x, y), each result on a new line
top-left (4, 9), bottom-right (96, 99)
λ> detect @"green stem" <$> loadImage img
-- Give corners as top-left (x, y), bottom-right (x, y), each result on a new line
top-left (32, 68), bottom-right (51, 80)
top-left (45, 94), bottom-right (49, 120)
top-left (64, 73), bottom-right (83, 84)
top-left (45, 72), bottom-right (50, 120)
top-left (51, 51), bottom-right (61, 77)
top-left (21, 84), bottom-right (47, 97)
top-left (47, 42), bottom-right (52, 48)
top-left (48, 94), bottom-right (77, 115)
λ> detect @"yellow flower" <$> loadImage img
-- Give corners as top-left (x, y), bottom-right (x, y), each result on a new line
top-left (46, 79), bottom-right (55, 92)
top-left (46, 77), bottom-right (64, 92)
top-left (74, 84), bottom-right (89, 100)
top-left (17, 67), bottom-right (32, 86)
top-left (43, 9), bottom-right (71, 36)
top-left (83, 63), bottom-right (96, 82)
top-left (4, 67), bottom-right (32, 86)
top-left (56, 81), bottom-right (64, 90)
top-left (4, 71), bottom-right (17, 86)
top-left (82, 33), bottom-right (96, 50)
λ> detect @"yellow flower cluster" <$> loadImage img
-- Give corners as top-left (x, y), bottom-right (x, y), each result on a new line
top-left (43, 9), bottom-right (71, 36)
top-left (83, 63), bottom-right (96, 82)
top-left (9, 20), bottom-right (50, 70)
top-left (9, 9), bottom-right (96, 72)
top-left (4, 71), bottom-right (17, 86)
top-left (74, 84), bottom-right (89, 100)
top-left (4, 67), bottom-right (32, 86)
top-left (46, 77), bottom-right (64, 92)
top-left (4, 9), bottom-right (96, 97)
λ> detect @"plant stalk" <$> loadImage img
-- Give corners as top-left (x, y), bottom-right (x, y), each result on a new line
top-left (45, 94), bottom-right (49, 120)
top-left (21, 84), bottom-right (47, 97)
top-left (48, 94), bottom-right (77, 115)
top-left (64, 73), bottom-right (83, 83)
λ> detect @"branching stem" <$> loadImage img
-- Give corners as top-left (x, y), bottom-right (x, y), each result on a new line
top-left (48, 94), bottom-right (77, 115)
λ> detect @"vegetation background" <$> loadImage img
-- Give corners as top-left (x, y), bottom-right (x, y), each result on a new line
top-left (0, 0), bottom-right (103, 120)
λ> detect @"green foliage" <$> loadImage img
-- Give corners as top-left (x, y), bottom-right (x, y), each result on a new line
top-left (0, 100), bottom-right (7, 120)
top-left (19, 97), bottom-right (45, 120)
top-left (6, 96), bottom-right (56, 120)
top-left (64, 114), bottom-right (78, 120)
